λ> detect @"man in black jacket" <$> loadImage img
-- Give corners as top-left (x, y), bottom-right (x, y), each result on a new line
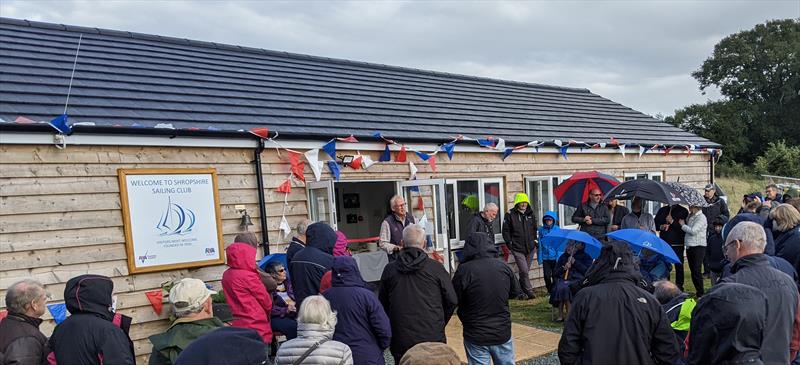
top-left (49, 274), bottom-right (135, 365)
top-left (0, 279), bottom-right (50, 365)
top-left (453, 232), bottom-right (522, 365)
top-left (285, 218), bottom-right (311, 267)
top-left (289, 222), bottom-right (336, 305)
top-left (655, 204), bottom-right (689, 290)
top-left (502, 193), bottom-right (537, 299)
top-left (466, 203), bottom-right (498, 238)
top-left (558, 241), bottom-right (679, 365)
top-left (702, 184), bottom-right (730, 236)
top-left (571, 189), bottom-right (610, 241)
top-left (379, 224), bottom-right (458, 363)
top-left (719, 221), bottom-right (799, 364)
top-left (687, 282), bottom-right (767, 365)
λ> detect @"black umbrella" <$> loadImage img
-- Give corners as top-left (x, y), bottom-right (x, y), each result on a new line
top-left (603, 179), bottom-right (687, 205)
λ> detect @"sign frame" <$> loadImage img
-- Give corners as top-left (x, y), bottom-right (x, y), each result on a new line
top-left (118, 168), bottom-right (225, 274)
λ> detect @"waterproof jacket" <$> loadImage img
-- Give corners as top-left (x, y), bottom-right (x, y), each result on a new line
top-left (706, 232), bottom-right (726, 273)
top-left (724, 213), bottom-right (776, 255)
top-left (571, 202), bottom-right (610, 240)
top-left (222, 243), bottom-right (273, 343)
top-left (720, 254), bottom-right (798, 365)
top-left (553, 249), bottom-right (592, 283)
top-left (465, 212), bottom-right (494, 239)
top-left (776, 225), bottom-right (800, 275)
top-left (609, 204), bottom-right (630, 228)
top-left (174, 327), bottom-right (270, 365)
top-left (49, 274), bottom-right (135, 365)
top-left (286, 236), bottom-right (306, 267)
top-left (687, 282), bottom-right (767, 365)
top-left (502, 206), bottom-right (537, 255)
top-left (0, 313), bottom-right (49, 365)
top-left (290, 222), bottom-right (336, 305)
top-left (558, 243), bottom-right (679, 365)
top-left (703, 195), bottom-right (730, 235)
top-left (621, 211), bottom-right (656, 233)
top-left (379, 247), bottom-right (458, 357)
top-left (681, 211), bottom-right (708, 247)
top-left (271, 280), bottom-right (295, 319)
top-left (655, 205), bottom-right (689, 246)
top-left (537, 211), bottom-right (562, 264)
top-left (147, 317), bottom-right (225, 365)
top-left (275, 323), bottom-right (353, 365)
top-left (661, 293), bottom-right (690, 359)
top-left (452, 233), bottom-right (521, 346)
top-left (323, 257), bottom-right (391, 365)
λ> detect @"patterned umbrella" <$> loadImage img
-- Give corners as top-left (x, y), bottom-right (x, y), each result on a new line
top-left (664, 182), bottom-right (708, 207)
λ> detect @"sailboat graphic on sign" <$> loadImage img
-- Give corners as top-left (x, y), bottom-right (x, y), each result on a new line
top-left (156, 196), bottom-right (196, 235)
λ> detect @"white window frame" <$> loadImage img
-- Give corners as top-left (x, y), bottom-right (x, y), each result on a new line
top-left (623, 171), bottom-right (665, 215)
top-left (445, 177), bottom-right (505, 247)
top-left (524, 176), bottom-right (578, 229)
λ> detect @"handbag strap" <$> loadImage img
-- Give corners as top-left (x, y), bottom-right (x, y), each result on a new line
top-left (292, 340), bottom-right (328, 365)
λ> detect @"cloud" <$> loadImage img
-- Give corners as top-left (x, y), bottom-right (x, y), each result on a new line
top-left (1, 0), bottom-right (795, 116)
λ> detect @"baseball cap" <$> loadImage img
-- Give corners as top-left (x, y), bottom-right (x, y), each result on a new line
top-left (170, 278), bottom-right (216, 315)
top-left (743, 192), bottom-right (763, 201)
top-left (704, 184), bottom-right (716, 191)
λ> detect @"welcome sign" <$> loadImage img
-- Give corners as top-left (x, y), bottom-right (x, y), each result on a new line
top-left (118, 168), bottom-right (224, 273)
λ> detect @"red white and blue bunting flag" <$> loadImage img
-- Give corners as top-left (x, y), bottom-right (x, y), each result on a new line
top-left (618, 144), bottom-right (626, 158)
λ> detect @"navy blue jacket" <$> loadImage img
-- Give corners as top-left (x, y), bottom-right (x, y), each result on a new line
top-left (290, 223), bottom-right (335, 305)
top-left (723, 213), bottom-right (775, 255)
top-left (323, 257), bottom-right (392, 365)
top-left (776, 225), bottom-right (800, 276)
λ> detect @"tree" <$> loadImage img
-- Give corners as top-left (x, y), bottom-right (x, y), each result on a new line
top-left (668, 19), bottom-right (800, 165)
top-left (754, 141), bottom-right (800, 178)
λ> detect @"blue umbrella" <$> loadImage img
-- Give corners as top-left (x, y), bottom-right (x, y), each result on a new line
top-left (607, 229), bottom-right (680, 264)
top-left (540, 229), bottom-right (603, 259)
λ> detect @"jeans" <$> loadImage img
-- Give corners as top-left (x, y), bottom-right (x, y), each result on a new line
top-left (512, 250), bottom-right (535, 295)
top-left (671, 245), bottom-right (685, 290)
top-left (464, 339), bottom-right (515, 365)
top-left (687, 246), bottom-right (706, 296)
top-left (542, 260), bottom-right (556, 294)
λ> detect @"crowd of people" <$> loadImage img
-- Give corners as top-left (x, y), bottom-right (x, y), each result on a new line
top-left (2, 185), bottom-right (800, 365)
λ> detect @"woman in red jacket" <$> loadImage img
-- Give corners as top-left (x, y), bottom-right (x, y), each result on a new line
top-left (222, 243), bottom-right (273, 343)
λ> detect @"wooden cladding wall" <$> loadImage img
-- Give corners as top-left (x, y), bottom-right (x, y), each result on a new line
top-left (0, 143), bottom-right (710, 363)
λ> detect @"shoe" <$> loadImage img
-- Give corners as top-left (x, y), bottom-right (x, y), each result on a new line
top-left (517, 293), bottom-right (529, 300)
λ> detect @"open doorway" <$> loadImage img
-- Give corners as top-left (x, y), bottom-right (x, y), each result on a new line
top-left (334, 181), bottom-right (397, 240)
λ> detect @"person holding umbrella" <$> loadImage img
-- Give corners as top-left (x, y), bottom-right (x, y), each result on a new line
top-left (571, 188), bottom-right (611, 241)
top-left (655, 204), bottom-right (689, 290)
top-left (620, 197), bottom-right (656, 233)
top-left (680, 204), bottom-right (708, 297)
top-left (550, 242), bottom-right (592, 322)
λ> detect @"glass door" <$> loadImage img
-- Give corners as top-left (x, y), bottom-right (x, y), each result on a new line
top-left (399, 179), bottom-right (452, 273)
top-left (307, 180), bottom-right (337, 230)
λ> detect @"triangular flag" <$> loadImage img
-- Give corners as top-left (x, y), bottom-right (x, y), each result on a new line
top-left (415, 151), bottom-right (430, 161)
top-left (145, 289), bottom-right (164, 316)
top-left (322, 140), bottom-right (337, 159)
top-left (502, 148), bottom-right (514, 160)
top-left (350, 155), bottom-right (363, 169)
top-left (249, 127), bottom-right (269, 139)
top-left (428, 156), bottom-right (437, 172)
top-left (327, 160), bottom-right (341, 180)
top-left (441, 143), bottom-right (455, 160)
top-left (47, 303), bottom-right (68, 324)
top-left (559, 145), bottom-right (569, 159)
top-left (280, 215), bottom-right (291, 238)
top-left (553, 139), bottom-right (563, 147)
top-left (619, 144), bottom-right (626, 158)
top-left (396, 146), bottom-right (407, 162)
top-left (599, 142), bottom-right (607, 149)
top-left (638, 145), bottom-right (647, 158)
top-left (663, 146), bottom-right (674, 156)
top-left (288, 151), bottom-right (306, 182)
top-left (409, 161), bottom-right (418, 179)
top-left (477, 138), bottom-right (494, 147)
top-left (304, 149), bottom-right (322, 181)
top-left (610, 136), bottom-right (619, 145)
top-left (337, 135), bottom-right (359, 143)
top-left (494, 138), bottom-right (505, 151)
top-left (276, 179), bottom-right (292, 193)
top-left (527, 140), bottom-right (540, 147)
top-left (361, 155), bottom-right (375, 169)
top-left (373, 132), bottom-right (383, 140)
top-left (48, 114), bottom-right (71, 134)
top-left (416, 196), bottom-right (424, 210)
top-left (379, 145), bottom-right (391, 162)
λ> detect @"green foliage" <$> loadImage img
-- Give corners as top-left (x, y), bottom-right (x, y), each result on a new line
top-left (716, 160), bottom-right (754, 178)
top-left (668, 19), bottom-right (800, 166)
top-left (754, 141), bottom-right (800, 177)
top-left (212, 290), bottom-right (226, 304)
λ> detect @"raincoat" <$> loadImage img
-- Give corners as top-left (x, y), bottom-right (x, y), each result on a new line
top-left (537, 210), bottom-right (562, 264)
top-left (222, 243), bottom-right (273, 343)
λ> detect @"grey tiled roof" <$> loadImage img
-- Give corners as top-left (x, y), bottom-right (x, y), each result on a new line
top-left (0, 17), bottom-right (718, 147)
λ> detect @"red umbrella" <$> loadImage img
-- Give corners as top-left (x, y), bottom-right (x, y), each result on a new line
top-left (554, 171), bottom-right (620, 208)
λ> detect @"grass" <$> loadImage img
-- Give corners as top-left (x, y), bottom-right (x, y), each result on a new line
top-left (715, 176), bottom-right (765, 200)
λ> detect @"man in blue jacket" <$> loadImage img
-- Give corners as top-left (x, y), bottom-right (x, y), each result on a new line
top-left (289, 222), bottom-right (336, 305)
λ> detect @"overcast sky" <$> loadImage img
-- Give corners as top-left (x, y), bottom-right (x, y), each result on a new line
top-left (2, 1), bottom-right (797, 117)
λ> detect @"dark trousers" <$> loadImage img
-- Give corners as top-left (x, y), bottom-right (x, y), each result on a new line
top-left (542, 260), bottom-right (557, 294)
top-left (671, 245), bottom-right (685, 290)
top-left (687, 246), bottom-right (706, 296)
top-left (271, 316), bottom-right (298, 340)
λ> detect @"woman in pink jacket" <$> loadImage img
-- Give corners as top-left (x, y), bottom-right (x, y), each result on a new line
top-left (222, 243), bottom-right (273, 343)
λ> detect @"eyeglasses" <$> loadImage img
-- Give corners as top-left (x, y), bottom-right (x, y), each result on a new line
top-left (276, 268), bottom-right (285, 273)
top-left (591, 194), bottom-right (602, 197)
top-left (723, 240), bottom-right (738, 251)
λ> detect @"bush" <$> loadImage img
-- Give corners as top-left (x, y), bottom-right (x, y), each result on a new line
top-left (716, 160), bottom-right (753, 178)
top-left (754, 141), bottom-right (800, 178)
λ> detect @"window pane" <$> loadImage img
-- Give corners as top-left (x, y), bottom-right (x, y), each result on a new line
top-left (446, 184), bottom-right (456, 241)
top-left (484, 182), bottom-right (501, 234)
top-left (561, 204), bottom-right (576, 227)
top-left (457, 181), bottom-right (479, 241)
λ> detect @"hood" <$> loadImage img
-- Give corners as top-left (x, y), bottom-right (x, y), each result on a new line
top-left (397, 247), bottom-right (429, 273)
top-left (513, 193), bottom-right (531, 207)
top-left (462, 232), bottom-right (497, 263)
top-left (226, 243), bottom-right (257, 271)
top-left (64, 274), bottom-right (115, 320)
top-left (509, 204), bottom-right (533, 216)
top-left (297, 322), bottom-right (335, 340)
top-left (582, 241), bottom-right (642, 288)
top-left (697, 283), bottom-right (766, 355)
top-left (331, 256), bottom-right (366, 288)
top-left (173, 327), bottom-right (269, 365)
top-left (305, 222), bottom-right (336, 255)
top-left (542, 210), bottom-right (559, 226)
